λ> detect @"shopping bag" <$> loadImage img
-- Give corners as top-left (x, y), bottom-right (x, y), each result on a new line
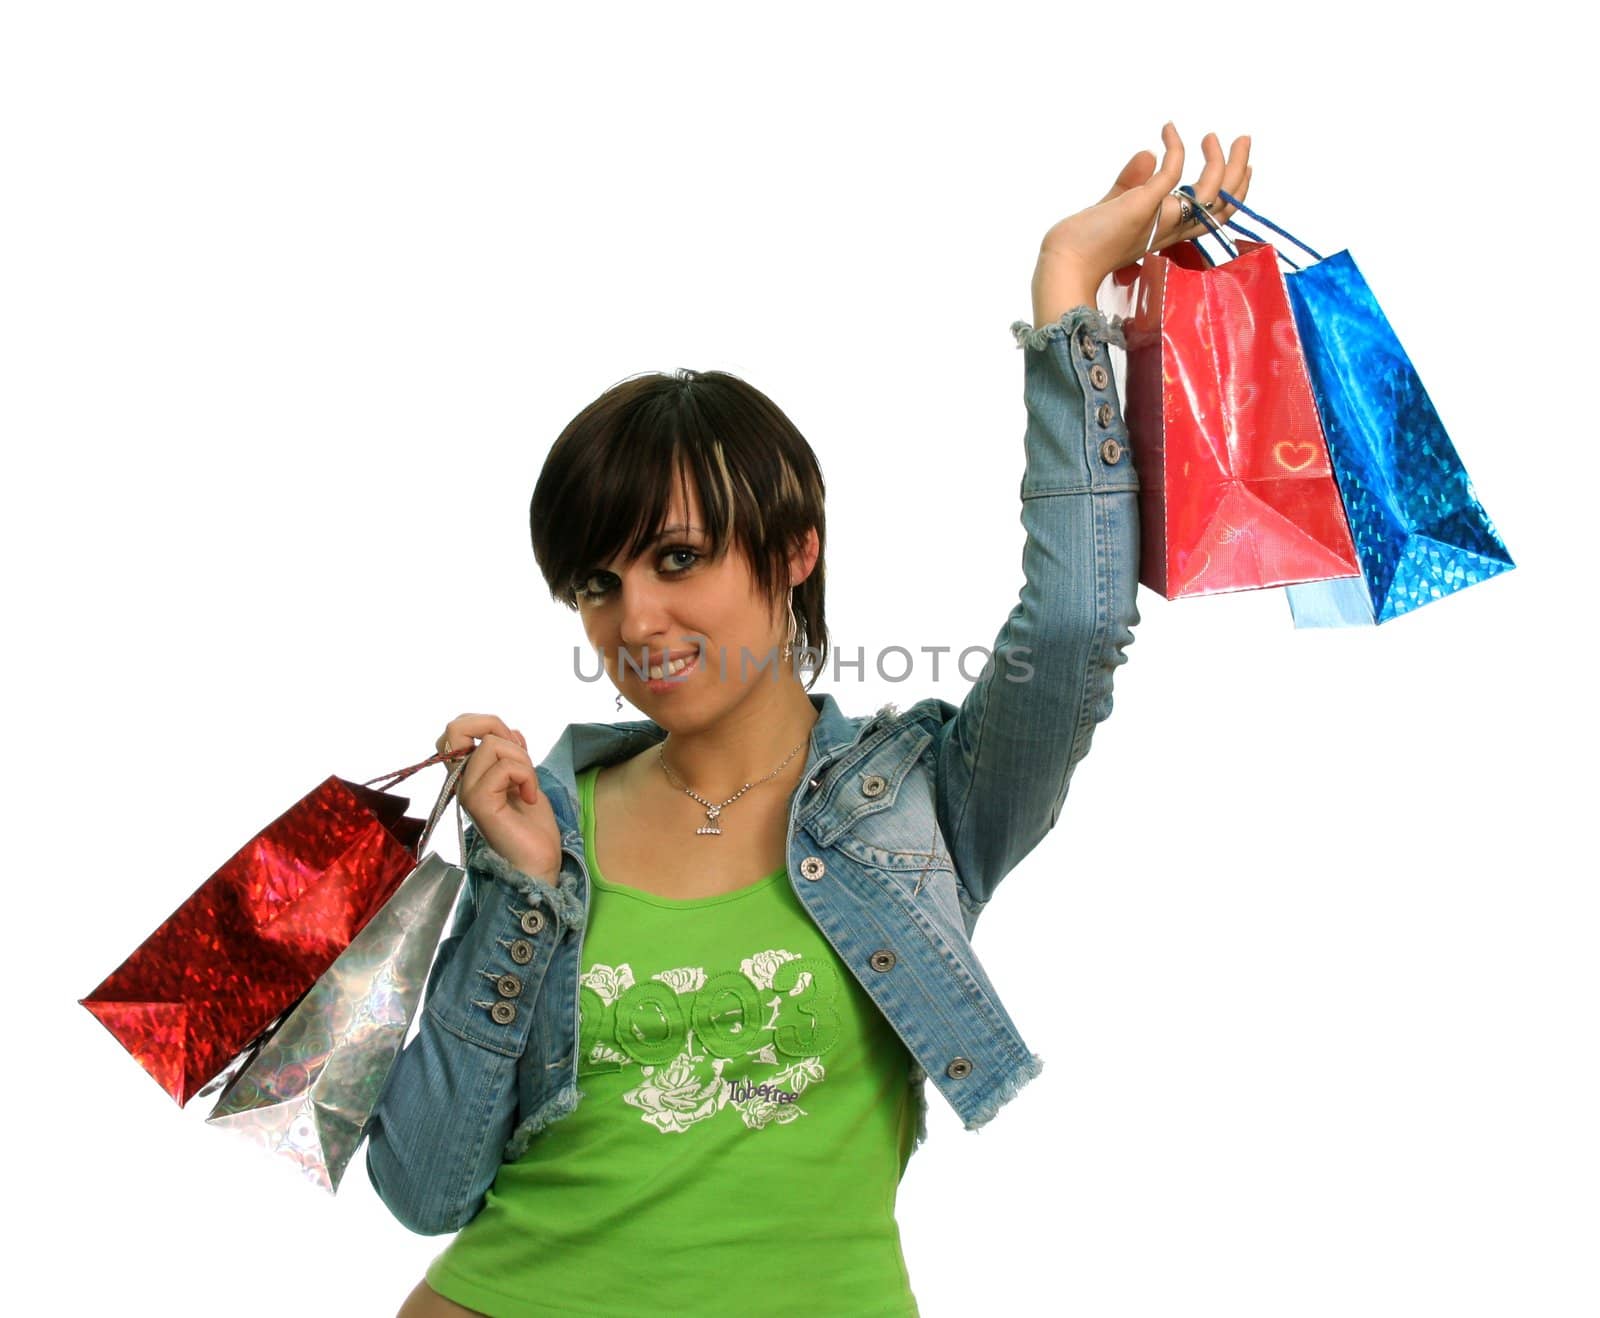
top-left (1209, 189), bottom-right (1516, 625)
top-left (203, 749), bottom-right (470, 1193)
top-left (1115, 191), bottom-right (1361, 599)
top-left (80, 756), bottom-right (443, 1105)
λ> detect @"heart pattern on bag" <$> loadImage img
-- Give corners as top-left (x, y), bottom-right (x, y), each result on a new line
top-left (1273, 441), bottom-right (1319, 472)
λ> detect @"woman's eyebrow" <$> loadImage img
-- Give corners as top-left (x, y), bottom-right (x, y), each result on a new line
top-left (582, 526), bottom-right (706, 574)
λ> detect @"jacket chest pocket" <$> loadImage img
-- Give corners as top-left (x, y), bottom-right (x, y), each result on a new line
top-left (803, 726), bottom-right (961, 912)
top-left (805, 724), bottom-right (935, 849)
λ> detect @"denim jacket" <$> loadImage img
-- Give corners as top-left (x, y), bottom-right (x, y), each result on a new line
top-left (366, 303), bottom-right (1141, 1235)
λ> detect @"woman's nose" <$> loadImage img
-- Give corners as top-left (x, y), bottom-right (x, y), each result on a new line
top-left (616, 577), bottom-right (675, 652)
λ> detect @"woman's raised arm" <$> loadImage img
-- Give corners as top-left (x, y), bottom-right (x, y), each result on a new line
top-left (932, 125), bottom-right (1253, 910)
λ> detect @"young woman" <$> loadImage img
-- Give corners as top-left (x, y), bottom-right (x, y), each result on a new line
top-left (375, 123), bottom-right (1254, 1317)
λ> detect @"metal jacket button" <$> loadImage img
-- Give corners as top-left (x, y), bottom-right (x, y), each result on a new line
top-left (945, 1057), bottom-right (973, 1079)
top-left (799, 856), bottom-right (826, 881)
top-left (1077, 330), bottom-right (1098, 360)
top-left (496, 973), bottom-right (523, 998)
top-left (1099, 437), bottom-right (1124, 465)
top-left (1089, 362), bottom-right (1110, 390)
top-left (869, 950), bottom-right (897, 972)
top-left (520, 909), bottom-right (546, 936)
top-left (509, 939), bottom-right (535, 965)
top-left (490, 1001), bottom-right (517, 1026)
top-left (861, 773), bottom-right (887, 798)
top-left (1096, 401), bottom-right (1115, 428)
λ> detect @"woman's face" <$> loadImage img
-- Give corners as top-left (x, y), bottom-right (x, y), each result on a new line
top-left (574, 479), bottom-right (810, 725)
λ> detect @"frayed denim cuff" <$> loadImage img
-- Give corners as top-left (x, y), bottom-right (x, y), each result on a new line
top-left (468, 838), bottom-right (549, 900)
top-left (1010, 304), bottom-right (1127, 352)
top-left (463, 822), bottom-right (587, 936)
top-left (467, 818), bottom-right (553, 902)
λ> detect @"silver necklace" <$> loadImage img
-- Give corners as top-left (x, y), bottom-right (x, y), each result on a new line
top-left (657, 739), bottom-right (806, 836)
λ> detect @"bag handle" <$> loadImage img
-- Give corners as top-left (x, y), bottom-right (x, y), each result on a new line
top-left (1209, 187), bottom-right (1325, 271)
top-left (363, 746), bottom-right (475, 863)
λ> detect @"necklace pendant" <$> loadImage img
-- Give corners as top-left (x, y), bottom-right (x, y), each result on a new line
top-left (696, 824), bottom-right (722, 836)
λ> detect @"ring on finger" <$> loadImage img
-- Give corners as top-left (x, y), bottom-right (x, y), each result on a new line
top-left (1174, 190), bottom-right (1220, 220)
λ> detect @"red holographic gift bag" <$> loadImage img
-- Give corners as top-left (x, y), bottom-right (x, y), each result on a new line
top-left (79, 756), bottom-right (446, 1105)
top-left (1112, 197), bottom-right (1361, 599)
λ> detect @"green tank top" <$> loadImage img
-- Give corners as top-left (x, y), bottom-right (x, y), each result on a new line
top-left (425, 764), bottom-right (920, 1317)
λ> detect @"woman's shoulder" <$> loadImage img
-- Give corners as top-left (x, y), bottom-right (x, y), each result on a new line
top-left (859, 696), bottom-right (957, 736)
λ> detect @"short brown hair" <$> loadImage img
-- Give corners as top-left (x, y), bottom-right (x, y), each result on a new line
top-left (529, 368), bottom-right (829, 688)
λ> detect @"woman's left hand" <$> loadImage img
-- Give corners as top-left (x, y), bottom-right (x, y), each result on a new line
top-left (1032, 123), bottom-right (1253, 324)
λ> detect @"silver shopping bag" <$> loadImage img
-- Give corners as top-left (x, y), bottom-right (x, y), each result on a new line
top-left (203, 748), bottom-right (471, 1193)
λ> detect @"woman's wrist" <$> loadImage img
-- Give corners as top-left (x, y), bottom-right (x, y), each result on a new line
top-left (1031, 252), bottom-right (1104, 327)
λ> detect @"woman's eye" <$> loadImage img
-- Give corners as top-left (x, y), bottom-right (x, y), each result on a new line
top-left (573, 573), bottom-right (613, 601)
top-left (574, 548), bottom-right (699, 602)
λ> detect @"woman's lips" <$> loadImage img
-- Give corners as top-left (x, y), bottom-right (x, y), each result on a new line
top-left (640, 650), bottom-right (701, 692)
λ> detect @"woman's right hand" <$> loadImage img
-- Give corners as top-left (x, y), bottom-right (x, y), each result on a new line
top-left (437, 713), bottom-right (563, 885)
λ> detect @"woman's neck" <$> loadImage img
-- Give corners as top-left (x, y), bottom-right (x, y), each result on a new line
top-left (645, 678), bottom-right (821, 806)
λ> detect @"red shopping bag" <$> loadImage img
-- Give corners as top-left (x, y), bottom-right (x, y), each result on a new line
top-left (80, 763), bottom-right (437, 1105)
top-left (1114, 214), bottom-right (1361, 599)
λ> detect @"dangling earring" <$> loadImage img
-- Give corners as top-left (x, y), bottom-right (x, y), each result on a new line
top-left (781, 587), bottom-right (798, 663)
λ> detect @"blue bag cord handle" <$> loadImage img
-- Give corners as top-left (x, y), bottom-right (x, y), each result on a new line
top-left (1212, 215), bottom-right (1288, 261)
top-left (1210, 188), bottom-right (1326, 271)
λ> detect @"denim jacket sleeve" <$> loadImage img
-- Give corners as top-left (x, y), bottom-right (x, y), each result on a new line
top-left (933, 304), bottom-right (1142, 909)
top-left (363, 823), bottom-right (528, 1235)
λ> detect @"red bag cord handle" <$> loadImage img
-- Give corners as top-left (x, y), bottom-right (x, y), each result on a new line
top-left (362, 746), bottom-right (477, 863)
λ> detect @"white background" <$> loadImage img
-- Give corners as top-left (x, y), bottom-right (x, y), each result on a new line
top-left (7, 3), bottom-right (1593, 1315)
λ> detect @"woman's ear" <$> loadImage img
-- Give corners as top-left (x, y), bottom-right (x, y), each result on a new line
top-left (790, 526), bottom-right (820, 586)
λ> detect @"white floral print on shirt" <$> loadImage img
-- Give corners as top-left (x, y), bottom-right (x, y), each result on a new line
top-left (578, 948), bottom-right (837, 1135)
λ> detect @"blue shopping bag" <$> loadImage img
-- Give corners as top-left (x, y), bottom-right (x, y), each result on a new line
top-left (1202, 190), bottom-right (1515, 626)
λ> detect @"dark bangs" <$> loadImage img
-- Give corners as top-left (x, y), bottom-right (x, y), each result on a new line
top-left (529, 368), bottom-right (829, 685)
